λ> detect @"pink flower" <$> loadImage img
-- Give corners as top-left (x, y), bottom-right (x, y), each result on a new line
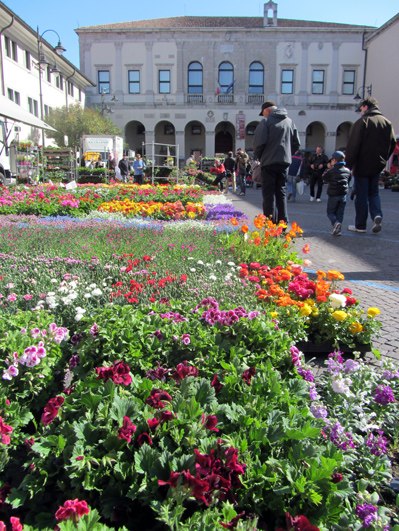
top-left (41, 396), bottom-right (64, 426)
top-left (0, 416), bottom-right (13, 445)
top-left (55, 499), bottom-right (90, 522)
top-left (10, 517), bottom-right (23, 531)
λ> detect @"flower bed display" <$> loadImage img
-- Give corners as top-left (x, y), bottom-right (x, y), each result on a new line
top-left (0, 185), bottom-right (398, 530)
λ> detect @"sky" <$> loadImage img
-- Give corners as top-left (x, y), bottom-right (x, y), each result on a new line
top-left (8, 0), bottom-right (399, 67)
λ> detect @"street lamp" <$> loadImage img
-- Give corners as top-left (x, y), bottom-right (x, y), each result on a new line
top-left (36, 27), bottom-right (66, 179)
top-left (354, 84), bottom-right (373, 100)
top-left (99, 90), bottom-right (118, 116)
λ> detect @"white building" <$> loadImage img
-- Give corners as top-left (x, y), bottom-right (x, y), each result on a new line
top-left (76, 1), bottom-right (377, 161)
top-left (364, 13), bottom-right (399, 134)
top-left (0, 1), bottom-right (94, 173)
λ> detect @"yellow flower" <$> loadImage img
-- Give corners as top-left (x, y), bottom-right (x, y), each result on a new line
top-left (367, 307), bottom-right (381, 318)
top-left (300, 304), bottom-right (312, 316)
top-left (331, 310), bottom-right (348, 322)
top-left (270, 311), bottom-right (278, 318)
top-left (348, 321), bottom-right (363, 334)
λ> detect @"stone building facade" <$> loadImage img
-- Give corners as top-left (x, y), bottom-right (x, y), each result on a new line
top-left (76, 1), bottom-right (375, 161)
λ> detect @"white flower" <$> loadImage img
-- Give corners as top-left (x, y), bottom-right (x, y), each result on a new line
top-left (227, 262), bottom-right (236, 267)
top-left (209, 275), bottom-right (217, 281)
top-left (329, 293), bottom-right (347, 309)
top-left (91, 288), bottom-right (103, 297)
top-left (331, 376), bottom-right (352, 395)
top-left (215, 260), bottom-right (222, 265)
top-left (190, 268), bottom-right (196, 272)
top-left (84, 293), bottom-right (92, 299)
top-left (197, 260), bottom-right (204, 266)
top-left (51, 278), bottom-right (58, 283)
top-left (187, 257), bottom-right (194, 260)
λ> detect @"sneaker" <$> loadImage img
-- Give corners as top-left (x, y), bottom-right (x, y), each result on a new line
top-left (238, 192), bottom-right (245, 196)
top-left (309, 196), bottom-right (314, 202)
top-left (348, 225), bottom-right (366, 233)
top-left (372, 215), bottom-right (382, 233)
top-left (332, 222), bottom-right (342, 236)
top-left (316, 198), bottom-right (321, 202)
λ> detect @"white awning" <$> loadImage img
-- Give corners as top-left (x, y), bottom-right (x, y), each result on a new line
top-left (0, 95), bottom-right (57, 131)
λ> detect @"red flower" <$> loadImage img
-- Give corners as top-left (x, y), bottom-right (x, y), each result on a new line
top-left (160, 410), bottom-right (174, 423)
top-left (41, 396), bottom-right (64, 426)
top-left (331, 472), bottom-right (343, 483)
top-left (173, 361), bottom-right (199, 381)
top-left (118, 416), bottom-right (137, 443)
top-left (211, 374), bottom-right (223, 393)
top-left (95, 366), bottom-right (114, 381)
top-left (136, 432), bottom-right (153, 447)
top-left (241, 367), bottom-right (256, 385)
top-left (285, 513), bottom-right (320, 531)
top-left (146, 389), bottom-right (172, 409)
top-left (55, 499), bottom-right (90, 523)
top-left (201, 414), bottom-right (219, 432)
top-left (112, 361), bottom-right (132, 386)
top-left (147, 417), bottom-right (160, 430)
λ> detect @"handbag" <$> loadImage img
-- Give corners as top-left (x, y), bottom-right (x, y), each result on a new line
top-left (296, 180), bottom-right (305, 195)
top-left (251, 163), bottom-right (262, 184)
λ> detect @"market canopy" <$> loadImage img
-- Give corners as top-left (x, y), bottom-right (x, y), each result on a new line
top-left (0, 94), bottom-right (56, 131)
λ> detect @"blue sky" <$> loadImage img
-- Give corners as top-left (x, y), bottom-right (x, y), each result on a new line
top-left (9, 0), bottom-right (398, 67)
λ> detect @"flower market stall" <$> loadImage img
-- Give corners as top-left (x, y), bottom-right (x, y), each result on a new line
top-left (0, 182), bottom-right (398, 530)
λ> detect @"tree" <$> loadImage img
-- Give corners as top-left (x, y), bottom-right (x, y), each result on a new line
top-left (45, 104), bottom-right (121, 149)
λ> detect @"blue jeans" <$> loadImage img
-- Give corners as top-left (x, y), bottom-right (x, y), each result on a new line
top-left (238, 173), bottom-right (246, 194)
top-left (354, 174), bottom-right (382, 230)
top-left (287, 174), bottom-right (297, 200)
top-left (327, 194), bottom-right (347, 225)
top-left (261, 165), bottom-right (288, 223)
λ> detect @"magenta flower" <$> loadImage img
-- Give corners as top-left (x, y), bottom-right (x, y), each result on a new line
top-left (0, 416), bottom-right (13, 445)
top-left (55, 499), bottom-right (90, 523)
top-left (201, 414), bottom-right (219, 432)
top-left (355, 503), bottom-right (378, 528)
top-left (118, 416), bottom-right (137, 444)
top-left (374, 385), bottom-right (396, 405)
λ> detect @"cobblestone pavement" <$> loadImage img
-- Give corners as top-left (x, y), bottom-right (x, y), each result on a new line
top-left (228, 184), bottom-right (399, 363)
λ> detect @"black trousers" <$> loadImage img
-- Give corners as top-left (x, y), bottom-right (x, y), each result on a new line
top-left (261, 164), bottom-right (288, 223)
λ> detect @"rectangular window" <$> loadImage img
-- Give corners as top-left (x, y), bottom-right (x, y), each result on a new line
top-left (28, 97), bottom-right (39, 117)
top-left (56, 75), bottom-right (64, 90)
top-left (342, 69), bottom-right (355, 95)
top-left (98, 70), bottom-right (110, 94)
top-left (312, 69), bottom-right (325, 94)
top-left (79, 89), bottom-right (82, 102)
top-left (4, 36), bottom-right (17, 61)
top-left (4, 36), bottom-right (10, 57)
top-left (281, 69), bottom-right (294, 94)
top-left (47, 65), bottom-right (52, 83)
top-left (25, 51), bottom-right (31, 70)
top-left (128, 70), bottom-right (140, 94)
top-left (44, 104), bottom-right (50, 118)
top-left (67, 81), bottom-right (74, 97)
top-left (159, 69), bottom-right (171, 94)
top-left (7, 89), bottom-right (21, 105)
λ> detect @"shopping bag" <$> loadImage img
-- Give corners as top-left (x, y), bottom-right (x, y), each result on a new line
top-left (296, 180), bottom-right (305, 195)
top-left (251, 163), bottom-right (262, 184)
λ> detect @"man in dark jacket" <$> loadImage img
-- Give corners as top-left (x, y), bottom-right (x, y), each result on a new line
top-left (118, 155), bottom-right (130, 183)
top-left (345, 97), bottom-right (396, 233)
top-left (308, 146), bottom-right (328, 202)
top-left (323, 151), bottom-right (350, 236)
top-left (253, 101), bottom-right (300, 223)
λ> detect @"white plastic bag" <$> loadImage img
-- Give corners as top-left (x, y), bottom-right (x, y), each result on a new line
top-left (296, 180), bottom-right (305, 196)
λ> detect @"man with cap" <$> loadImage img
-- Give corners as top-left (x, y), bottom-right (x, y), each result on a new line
top-left (253, 101), bottom-right (300, 223)
top-left (345, 96), bottom-right (396, 233)
top-left (323, 151), bottom-right (351, 236)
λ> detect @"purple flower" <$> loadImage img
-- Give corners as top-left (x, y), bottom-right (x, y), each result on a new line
top-left (90, 323), bottom-right (99, 337)
top-left (309, 385), bottom-right (319, 401)
top-left (297, 367), bottom-right (315, 382)
top-left (153, 329), bottom-right (164, 341)
top-left (366, 431), bottom-right (389, 456)
top-left (290, 346), bottom-right (302, 367)
top-left (355, 503), bottom-right (378, 528)
top-left (310, 403), bottom-right (328, 419)
top-left (374, 385), bottom-right (396, 405)
top-left (329, 421), bottom-right (355, 450)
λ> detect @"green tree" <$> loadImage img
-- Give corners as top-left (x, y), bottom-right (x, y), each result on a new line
top-left (45, 104), bottom-right (121, 149)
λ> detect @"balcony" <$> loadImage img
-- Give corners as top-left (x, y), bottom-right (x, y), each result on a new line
top-left (187, 94), bottom-right (204, 104)
top-left (217, 94), bottom-right (234, 104)
top-left (247, 94), bottom-right (264, 105)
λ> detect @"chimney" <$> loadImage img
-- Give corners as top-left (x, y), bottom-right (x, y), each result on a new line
top-left (264, 1), bottom-right (278, 27)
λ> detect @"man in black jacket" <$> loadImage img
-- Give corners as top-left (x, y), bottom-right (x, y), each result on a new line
top-left (118, 155), bottom-right (130, 183)
top-left (345, 97), bottom-right (396, 233)
top-left (308, 146), bottom-right (328, 202)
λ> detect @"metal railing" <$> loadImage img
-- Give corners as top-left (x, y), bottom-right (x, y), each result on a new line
top-left (187, 94), bottom-right (204, 104)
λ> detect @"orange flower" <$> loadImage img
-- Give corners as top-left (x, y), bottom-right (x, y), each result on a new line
top-left (241, 225), bottom-right (249, 234)
top-left (326, 270), bottom-right (345, 281)
top-left (254, 214), bottom-right (267, 229)
top-left (230, 217), bottom-right (239, 226)
top-left (302, 244), bottom-right (310, 254)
